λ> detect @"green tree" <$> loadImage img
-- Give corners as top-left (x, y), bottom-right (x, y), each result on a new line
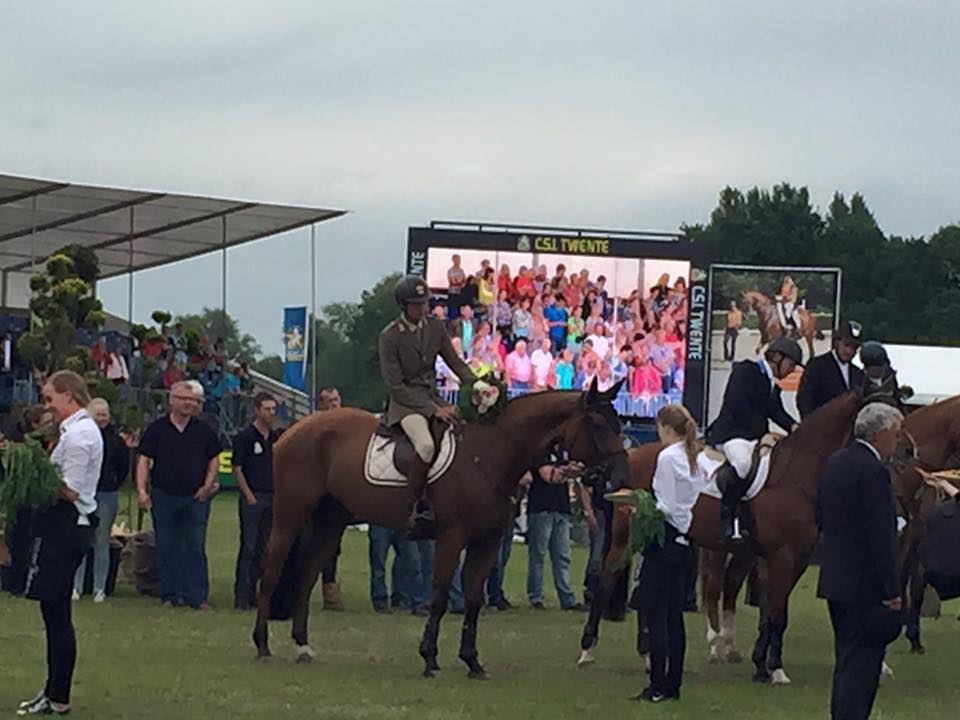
top-left (690, 185), bottom-right (959, 346)
top-left (305, 273), bottom-right (401, 411)
top-left (176, 307), bottom-right (261, 363)
top-left (253, 354), bottom-right (283, 381)
top-left (17, 244), bottom-right (107, 376)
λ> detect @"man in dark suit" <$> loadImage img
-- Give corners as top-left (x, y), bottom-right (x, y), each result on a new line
top-left (706, 336), bottom-right (802, 539)
top-left (379, 275), bottom-right (475, 538)
top-left (817, 403), bottom-right (904, 720)
top-left (797, 320), bottom-right (864, 419)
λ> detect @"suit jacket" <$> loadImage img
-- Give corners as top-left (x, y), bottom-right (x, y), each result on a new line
top-left (706, 360), bottom-right (796, 445)
top-left (816, 442), bottom-right (900, 605)
top-left (796, 352), bottom-right (864, 419)
top-left (378, 315), bottom-right (474, 426)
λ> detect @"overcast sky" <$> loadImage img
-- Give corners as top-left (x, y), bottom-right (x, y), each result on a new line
top-left (3, 1), bottom-right (957, 355)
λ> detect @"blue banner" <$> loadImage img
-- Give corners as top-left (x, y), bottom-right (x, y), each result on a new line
top-left (282, 306), bottom-right (308, 391)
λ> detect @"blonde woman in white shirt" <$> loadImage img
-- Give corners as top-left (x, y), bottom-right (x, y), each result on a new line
top-left (633, 404), bottom-right (700, 704)
top-left (19, 371), bottom-right (103, 717)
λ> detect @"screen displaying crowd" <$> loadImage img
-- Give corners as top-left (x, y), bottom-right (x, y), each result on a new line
top-left (427, 248), bottom-right (691, 417)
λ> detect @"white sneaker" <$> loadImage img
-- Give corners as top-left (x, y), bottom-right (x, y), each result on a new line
top-left (71, 590), bottom-right (80, 601)
top-left (93, 591), bottom-right (106, 604)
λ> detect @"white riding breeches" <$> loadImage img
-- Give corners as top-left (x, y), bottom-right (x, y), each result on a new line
top-left (400, 414), bottom-right (435, 464)
top-left (721, 439), bottom-right (758, 480)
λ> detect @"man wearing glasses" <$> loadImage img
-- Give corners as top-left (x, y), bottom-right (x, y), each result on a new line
top-left (136, 381), bottom-right (223, 609)
top-left (796, 320), bottom-right (864, 419)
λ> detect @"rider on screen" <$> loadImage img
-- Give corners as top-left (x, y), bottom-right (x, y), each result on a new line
top-left (775, 275), bottom-right (802, 332)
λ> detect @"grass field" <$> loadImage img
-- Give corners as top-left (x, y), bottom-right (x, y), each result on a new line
top-left (2, 495), bottom-right (959, 719)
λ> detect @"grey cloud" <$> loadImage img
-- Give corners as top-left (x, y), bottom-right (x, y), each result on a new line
top-left (5, 0), bottom-right (959, 351)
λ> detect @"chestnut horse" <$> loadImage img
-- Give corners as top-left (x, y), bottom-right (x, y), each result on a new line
top-left (889, 394), bottom-right (960, 654)
top-left (739, 290), bottom-right (824, 362)
top-left (252, 381), bottom-right (629, 678)
top-left (579, 392), bottom-right (869, 684)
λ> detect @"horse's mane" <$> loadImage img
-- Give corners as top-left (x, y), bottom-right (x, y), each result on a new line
top-left (764, 391), bottom-right (860, 489)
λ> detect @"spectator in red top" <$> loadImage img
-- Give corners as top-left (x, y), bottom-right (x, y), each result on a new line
top-left (515, 266), bottom-right (535, 299)
top-left (162, 361), bottom-right (185, 390)
top-left (497, 264), bottom-right (515, 301)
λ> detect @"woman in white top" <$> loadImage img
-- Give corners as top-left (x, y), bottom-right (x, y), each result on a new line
top-left (19, 370), bottom-right (103, 717)
top-left (634, 404), bottom-right (700, 704)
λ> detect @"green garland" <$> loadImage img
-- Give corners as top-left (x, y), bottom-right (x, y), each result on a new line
top-left (0, 436), bottom-right (63, 521)
top-left (457, 372), bottom-right (508, 423)
top-left (611, 489), bottom-right (666, 569)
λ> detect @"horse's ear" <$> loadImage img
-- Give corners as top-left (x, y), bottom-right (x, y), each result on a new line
top-left (585, 376), bottom-right (599, 404)
top-left (602, 379), bottom-right (625, 401)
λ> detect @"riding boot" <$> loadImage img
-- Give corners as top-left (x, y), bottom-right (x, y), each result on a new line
top-left (717, 465), bottom-right (748, 541)
top-left (404, 456), bottom-right (436, 540)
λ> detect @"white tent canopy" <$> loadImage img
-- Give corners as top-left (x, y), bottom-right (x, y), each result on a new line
top-left (886, 344), bottom-right (960, 406)
top-left (0, 173), bottom-right (345, 307)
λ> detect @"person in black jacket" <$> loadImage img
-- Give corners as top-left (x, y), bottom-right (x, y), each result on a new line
top-left (817, 403), bottom-right (904, 720)
top-left (796, 320), bottom-right (864, 419)
top-left (706, 336), bottom-right (802, 539)
top-left (73, 398), bottom-right (130, 602)
top-left (860, 341), bottom-right (905, 411)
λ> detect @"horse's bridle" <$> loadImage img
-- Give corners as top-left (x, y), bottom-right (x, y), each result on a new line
top-left (566, 404), bottom-right (629, 474)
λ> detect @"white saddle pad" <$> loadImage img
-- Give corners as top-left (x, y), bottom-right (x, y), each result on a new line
top-left (363, 427), bottom-right (458, 487)
top-left (699, 451), bottom-right (772, 502)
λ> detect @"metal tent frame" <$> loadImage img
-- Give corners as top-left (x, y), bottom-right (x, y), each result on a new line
top-left (0, 173), bottom-right (347, 407)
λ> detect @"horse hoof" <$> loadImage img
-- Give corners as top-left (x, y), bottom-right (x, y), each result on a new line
top-left (468, 669), bottom-right (488, 680)
top-left (423, 668), bottom-right (441, 679)
top-left (295, 645), bottom-right (316, 664)
top-left (727, 651), bottom-right (744, 664)
top-left (752, 671), bottom-right (771, 684)
top-left (577, 650), bottom-right (595, 667)
top-left (255, 653), bottom-right (272, 663)
top-left (910, 645), bottom-right (925, 656)
top-left (770, 669), bottom-right (791, 686)
top-left (708, 655), bottom-right (722, 665)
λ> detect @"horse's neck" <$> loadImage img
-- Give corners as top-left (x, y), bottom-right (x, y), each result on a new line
top-left (493, 394), bottom-right (580, 480)
top-left (774, 399), bottom-right (856, 494)
top-left (908, 400), bottom-right (960, 468)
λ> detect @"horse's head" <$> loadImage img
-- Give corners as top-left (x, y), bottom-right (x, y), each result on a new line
top-left (561, 378), bottom-right (630, 489)
top-left (737, 290), bottom-right (760, 313)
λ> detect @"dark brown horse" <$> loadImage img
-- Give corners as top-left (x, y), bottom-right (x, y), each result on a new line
top-left (579, 392), bottom-right (879, 684)
top-left (889, 395), bottom-right (960, 654)
top-left (739, 290), bottom-right (824, 362)
top-left (252, 381), bottom-right (629, 678)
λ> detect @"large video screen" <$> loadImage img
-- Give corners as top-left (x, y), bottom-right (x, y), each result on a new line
top-left (425, 245), bottom-right (692, 418)
top-left (707, 264), bottom-right (841, 424)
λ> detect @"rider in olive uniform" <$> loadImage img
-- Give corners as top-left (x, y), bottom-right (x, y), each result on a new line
top-left (378, 275), bottom-right (474, 538)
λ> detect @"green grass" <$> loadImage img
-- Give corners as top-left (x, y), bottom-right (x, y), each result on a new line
top-left (2, 495), bottom-right (959, 719)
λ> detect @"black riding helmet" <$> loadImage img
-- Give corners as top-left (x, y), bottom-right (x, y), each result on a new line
top-left (834, 320), bottom-right (863, 344)
top-left (394, 274), bottom-right (430, 306)
top-left (766, 336), bottom-right (804, 366)
top-left (860, 340), bottom-right (889, 369)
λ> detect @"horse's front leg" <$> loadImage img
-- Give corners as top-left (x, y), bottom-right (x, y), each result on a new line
top-left (419, 530), bottom-right (464, 678)
top-left (765, 549), bottom-right (809, 686)
top-left (458, 534), bottom-right (502, 679)
top-left (579, 507), bottom-right (630, 667)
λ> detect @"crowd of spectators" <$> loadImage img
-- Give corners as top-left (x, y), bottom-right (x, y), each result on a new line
top-left (436, 255), bottom-right (690, 414)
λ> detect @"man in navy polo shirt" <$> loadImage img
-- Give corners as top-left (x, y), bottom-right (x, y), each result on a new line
top-left (232, 392), bottom-right (278, 610)
top-left (136, 380), bottom-right (222, 609)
